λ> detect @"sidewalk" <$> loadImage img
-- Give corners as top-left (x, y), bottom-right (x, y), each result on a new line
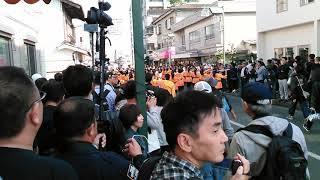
top-left (224, 91), bottom-right (297, 109)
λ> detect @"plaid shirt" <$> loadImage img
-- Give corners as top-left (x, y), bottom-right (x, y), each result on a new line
top-left (150, 152), bottom-right (203, 180)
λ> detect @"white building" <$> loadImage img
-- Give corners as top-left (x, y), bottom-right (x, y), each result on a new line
top-left (154, 0), bottom-right (256, 63)
top-left (257, 0), bottom-right (320, 60)
top-left (0, 0), bottom-right (90, 78)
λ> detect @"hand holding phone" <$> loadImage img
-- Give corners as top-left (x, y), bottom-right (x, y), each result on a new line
top-left (231, 159), bottom-right (243, 175)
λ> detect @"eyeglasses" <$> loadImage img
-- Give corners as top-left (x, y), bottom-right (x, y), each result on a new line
top-left (26, 91), bottom-right (46, 112)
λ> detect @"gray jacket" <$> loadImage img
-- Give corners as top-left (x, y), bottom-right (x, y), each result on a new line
top-left (147, 106), bottom-right (168, 146)
top-left (220, 108), bottom-right (234, 141)
top-left (228, 116), bottom-right (309, 177)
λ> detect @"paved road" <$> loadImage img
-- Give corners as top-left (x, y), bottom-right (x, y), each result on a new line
top-left (226, 95), bottom-right (320, 180)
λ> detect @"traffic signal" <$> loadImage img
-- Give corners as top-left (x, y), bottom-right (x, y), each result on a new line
top-left (86, 1), bottom-right (113, 28)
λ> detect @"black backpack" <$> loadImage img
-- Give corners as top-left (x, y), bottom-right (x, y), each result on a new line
top-left (237, 123), bottom-right (308, 180)
top-left (137, 156), bottom-right (161, 180)
top-left (92, 89), bottom-right (110, 111)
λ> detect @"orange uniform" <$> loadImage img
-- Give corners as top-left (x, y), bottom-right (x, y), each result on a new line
top-left (192, 71), bottom-right (202, 84)
top-left (173, 72), bottom-right (184, 90)
top-left (159, 79), bottom-right (176, 97)
top-left (183, 71), bottom-right (192, 83)
top-left (215, 73), bottom-right (227, 90)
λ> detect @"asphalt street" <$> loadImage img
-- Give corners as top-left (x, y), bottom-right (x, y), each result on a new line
top-left (226, 95), bottom-right (320, 180)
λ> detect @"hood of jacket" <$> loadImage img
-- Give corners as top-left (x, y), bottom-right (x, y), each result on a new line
top-left (241, 116), bottom-right (289, 148)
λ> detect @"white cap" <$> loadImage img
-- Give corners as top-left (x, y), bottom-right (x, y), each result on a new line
top-left (194, 81), bottom-right (212, 93)
top-left (31, 73), bottom-right (43, 82)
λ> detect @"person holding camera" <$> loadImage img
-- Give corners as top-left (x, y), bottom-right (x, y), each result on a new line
top-left (151, 91), bottom-right (250, 180)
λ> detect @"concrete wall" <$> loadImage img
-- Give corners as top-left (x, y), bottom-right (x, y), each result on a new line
top-left (183, 16), bottom-right (220, 51)
top-left (257, 0), bottom-right (320, 33)
top-left (257, 0), bottom-right (320, 59)
top-left (258, 22), bottom-right (314, 59)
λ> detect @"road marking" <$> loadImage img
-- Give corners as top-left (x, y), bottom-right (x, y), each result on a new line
top-left (230, 121), bottom-right (320, 161)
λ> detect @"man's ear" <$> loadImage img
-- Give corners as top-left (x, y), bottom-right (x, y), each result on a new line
top-left (86, 122), bottom-right (96, 137)
top-left (177, 133), bottom-right (193, 153)
top-left (242, 100), bottom-right (251, 114)
top-left (28, 103), bottom-right (42, 126)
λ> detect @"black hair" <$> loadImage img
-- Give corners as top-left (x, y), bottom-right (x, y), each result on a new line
top-left (161, 90), bottom-right (218, 150)
top-left (155, 88), bottom-right (173, 107)
top-left (0, 66), bottom-right (36, 138)
top-left (119, 104), bottom-right (141, 130)
top-left (164, 73), bottom-right (170, 80)
top-left (62, 65), bottom-right (93, 97)
top-left (41, 79), bottom-right (65, 104)
top-left (295, 65), bottom-right (304, 74)
top-left (35, 77), bottom-right (48, 90)
top-left (145, 72), bottom-right (153, 83)
top-left (54, 72), bottom-right (63, 82)
top-left (94, 71), bottom-right (107, 85)
top-left (309, 54), bottom-right (315, 60)
top-left (122, 80), bottom-right (136, 100)
top-left (54, 97), bottom-right (95, 138)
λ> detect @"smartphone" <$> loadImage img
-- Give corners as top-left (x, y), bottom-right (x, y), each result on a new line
top-left (230, 159), bottom-right (243, 175)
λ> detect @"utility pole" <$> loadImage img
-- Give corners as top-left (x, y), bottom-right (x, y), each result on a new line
top-left (222, 6), bottom-right (225, 65)
top-left (132, 0), bottom-right (147, 136)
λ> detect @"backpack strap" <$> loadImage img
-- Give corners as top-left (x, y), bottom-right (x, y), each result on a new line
top-left (101, 89), bottom-right (110, 99)
top-left (236, 125), bottom-right (273, 138)
top-left (282, 122), bottom-right (293, 138)
top-left (92, 90), bottom-right (100, 103)
top-left (237, 122), bottom-right (293, 139)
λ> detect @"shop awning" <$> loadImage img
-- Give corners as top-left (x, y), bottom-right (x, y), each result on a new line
top-left (171, 52), bottom-right (199, 59)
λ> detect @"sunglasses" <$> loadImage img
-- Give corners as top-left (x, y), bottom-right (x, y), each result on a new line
top-left (26, 91), bottom-right (46, 112)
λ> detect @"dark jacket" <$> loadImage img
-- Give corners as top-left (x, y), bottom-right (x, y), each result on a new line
top-left (277, 64), bottom-right (290, 80)
top-left (310, 64), bottom-right (320, 81)
top-left (36, 105), bottom-right (57, 155)
top-left (57, 141), bottom-right (129, 180)
top-left (288, 71), bottom-right (306, 101)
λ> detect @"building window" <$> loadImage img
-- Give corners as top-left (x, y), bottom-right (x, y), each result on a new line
top-left (274, 48), bottom-right (284, 59)
top-left (165, 19), bottom-right (170, 30)
top-left (0, 36), bottom-right (11, 66)
top-left (182, 35), bottom-right (185, 45)
top-left (157, 24), bottom-right (162, 34)
top-left (301, 0), bottom-right (314, 6)
top-left (276, 0), bottom-right (288, 13)
top-left (146, 26), bottom-right (154, 34)
top-left (64, 14), bottom-right (75, 44)
top-left (22, 42), bottom-right (37, 76)
top-left (189, 30), bottom-right (200, 44)
top-left (205, 24), bottom-right (215, 40)
top-left (298, 45), bottom-right (310, 61)
top-left (170, 17), bottom-right (175, 25)
top-left (285, 47), bottom-right (294, 60)
top-left (147, 43), bottom-right (155, 51)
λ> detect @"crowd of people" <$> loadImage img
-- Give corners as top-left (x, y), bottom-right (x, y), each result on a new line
top-left (0, 56), bottom-right (314, 179)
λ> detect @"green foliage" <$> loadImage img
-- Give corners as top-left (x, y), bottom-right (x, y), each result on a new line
top-left (169, 0), bottom-right (199, 5)
top-left (170, 0), bottom-right (182, 5)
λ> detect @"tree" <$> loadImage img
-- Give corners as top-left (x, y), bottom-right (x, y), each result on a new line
top-left (170, 0), bottom-right (183, 5)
